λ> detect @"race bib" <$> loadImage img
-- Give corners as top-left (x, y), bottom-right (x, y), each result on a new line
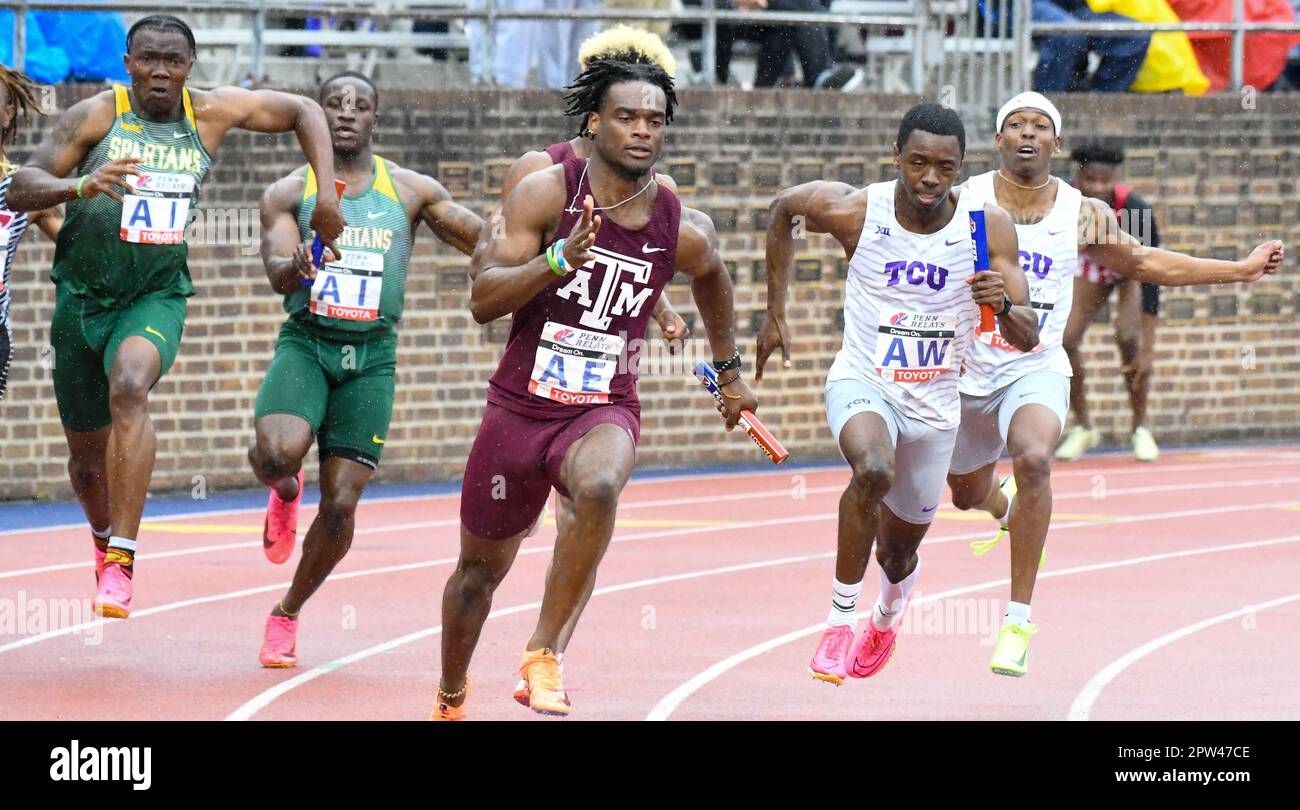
top-left (979, 282), bottom-right (1054, 353)
top-left (0, 210), bottom-right (14, 254)
top-left (529, 321), bottom-right (625, 406)
top-left (873, 312), bottom-right (955, 383)
top-left (119, 172), bottom-right (194, 244)
top-left (309, 250), bottom-right (384, 322)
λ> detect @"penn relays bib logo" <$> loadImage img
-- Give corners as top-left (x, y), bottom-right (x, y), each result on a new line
top-left (874, 312), bottom-right (956, 383)
top-left (554, 245), bottom-right (656, 330)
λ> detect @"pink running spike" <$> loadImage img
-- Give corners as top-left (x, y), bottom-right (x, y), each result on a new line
top-left (263, 469), bottom-right (304, 565)
top-left (809, 624), bottom-right (855, 685)
top-left (259, 613), bottom-right (299, 668)
top-left (93, 563), bottom-right (133, 620)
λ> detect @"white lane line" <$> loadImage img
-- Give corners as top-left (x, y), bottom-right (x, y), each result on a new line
top-left (8, 469), bottom-right (1296, 580)
top-left (643, 535), bottom-right (1300, 721)
top-left (6, 493), bottom-right (1298, 653)
top-left (5, 451), bottom-right (1296, 539)
top-left (223, 551), bottom-right (831, 721)
top-left (1067, 592), bottom-right (1300, 721)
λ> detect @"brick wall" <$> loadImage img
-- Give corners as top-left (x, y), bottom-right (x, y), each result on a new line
top-left (1, 89), bottom-right (1296, 499)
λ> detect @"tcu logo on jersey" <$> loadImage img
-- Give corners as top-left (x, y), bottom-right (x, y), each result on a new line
top-left (884, 259), bottom-right (949, 291)
top-left (1019, 251), bottom-right (1054, 279)
top-left (555, 245), bottom-right (656, 330)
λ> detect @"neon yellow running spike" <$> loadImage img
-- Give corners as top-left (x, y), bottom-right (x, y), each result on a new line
top-left (969, 475), bottom-right (1046, 568)
top-left (990, 622), bottom-right (1037, 677)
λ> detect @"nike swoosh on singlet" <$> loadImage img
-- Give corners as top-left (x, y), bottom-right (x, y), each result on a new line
top-left (944, 238), bottom-right (962, 246)
top-left (372, 435), bottom-right (385, 445)
top-left (144, 326), bottom-right (167, 343)
top-left (921, 505), bottom-right (938, 513)
top-left (1048, 230), bottom-right (1064, 236)
top-left (172, 132), bottom-right (189, 139)
top-left (642, 243), bottom-right (666, 253)
top-left (368, 212), bottom-right (382, 220)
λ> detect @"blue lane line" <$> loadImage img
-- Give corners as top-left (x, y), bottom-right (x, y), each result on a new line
top-left (1, 439), bottom-right (1294, 532)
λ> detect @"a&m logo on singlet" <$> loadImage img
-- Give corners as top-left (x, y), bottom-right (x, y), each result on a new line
top-left (529, 245), bottom-right (656, 406)
top-left (979, 250), bottom-right (1058, 354)
top-left (554, 245), bottom-right (655, 330)
top-left (874, 311), bottom-right (956, 383)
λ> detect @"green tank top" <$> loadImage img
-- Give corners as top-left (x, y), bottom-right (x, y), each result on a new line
top-left (52, 85), bottom-right (212, 306)
top-left (287, 155), bottom-right (412, 335)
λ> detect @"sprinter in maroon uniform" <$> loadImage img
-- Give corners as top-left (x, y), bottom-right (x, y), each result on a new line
top-left (434, 55), bottom-right (758, 720)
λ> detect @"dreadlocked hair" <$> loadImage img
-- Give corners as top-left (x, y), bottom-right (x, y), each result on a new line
top-left (563, 57), bottom-right (676, 140)
top-left (0, 64), bottom-right (48, 174)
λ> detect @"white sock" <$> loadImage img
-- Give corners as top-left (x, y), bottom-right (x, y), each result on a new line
top-left (91, 525), bottom-right (111, 540)
top-left (1004, 601), bottom-right (1031, 627)
top-left (871, 555), bottom-right (921, 631)
top-left (827, 577), bottom-right (862, 628)
top-left (107, 536), bottom-right (137, 553)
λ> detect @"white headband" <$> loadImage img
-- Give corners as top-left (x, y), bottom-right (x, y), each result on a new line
top-left (996, 92), bottom-right (1062, 136)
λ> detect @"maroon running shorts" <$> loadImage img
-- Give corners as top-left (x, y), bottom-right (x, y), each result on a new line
top-left (459, 402), bottom-right (640, 540)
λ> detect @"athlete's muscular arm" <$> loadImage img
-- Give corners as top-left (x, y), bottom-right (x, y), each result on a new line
top-left (975, 203), bottom-right (1039, 352)
top-left (500, 150), bottom-right (556, 202)
top-left (259, 171), bottom-right (332, 295)
top-left (469, 167), bottom-right (581, 324)
top-left (193, 87), bottom-right (345, 247)
top-left (756, 180), bottom-right (865, 379)
top-left (8, 92), bottom-right (138, 211)
top-left (1080, 197), bottom-right (1284, 285)
top-left (677, 207), bottom-right (759, 430)
top-left (396, 168), bottom-right (483, 257)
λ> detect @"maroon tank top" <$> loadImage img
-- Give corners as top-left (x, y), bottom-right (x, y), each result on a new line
top-left (544, 141), bottom-right (578, 164)
top-left (487, 156), bottom-right (682, 420)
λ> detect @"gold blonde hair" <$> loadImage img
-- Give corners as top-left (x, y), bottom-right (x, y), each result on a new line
top-left (578, 25), bottom-right (676, 79)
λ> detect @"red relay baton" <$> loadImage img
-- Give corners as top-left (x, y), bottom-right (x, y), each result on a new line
top-left (693, 362), bottom-right (789, 465)
top-left (969, 209), bottom-right (996, 333)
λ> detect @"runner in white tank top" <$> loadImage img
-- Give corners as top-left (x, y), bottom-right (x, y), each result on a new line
top-left (947, 92), bottom-right (1286, 680)
top-left (827, 178), bottom-right (986, 430)
top-left (757, 103), bottom-right (1039, 687)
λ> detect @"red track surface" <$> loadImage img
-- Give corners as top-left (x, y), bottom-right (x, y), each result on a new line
top-left (2, 445), bottom-right (1298, 721)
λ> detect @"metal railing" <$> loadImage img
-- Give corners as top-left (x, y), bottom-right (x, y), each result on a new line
top-left (4, 0), bottom-right (1299, 105)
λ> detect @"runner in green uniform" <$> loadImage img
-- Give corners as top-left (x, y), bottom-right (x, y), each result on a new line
top-left (250, 72), bottom-right (484, 668)
top-left (7, 15), bottom-right (346, 619)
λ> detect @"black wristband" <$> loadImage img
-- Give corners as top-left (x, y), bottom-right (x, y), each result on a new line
top-left (712, 350), bottom-right (741, 373)
top-left (998, 294), bottom-right (1013, 317)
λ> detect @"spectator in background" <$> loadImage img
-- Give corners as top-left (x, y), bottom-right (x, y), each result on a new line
top-left (1031, 0), bottom-right (1151, 91)
top-left (604, 0), bottom-right (672, 38)
top-left (466, 0), bottom-right (605, 88)
top-left (1087, 0), bottom-right (1209, 93)
top-left (541, 0), bottom-right (603, 89)
top-left (1166, 0), bottom-right (1300, 91)
top-left (466, 0), bottom-right (543, 87)
top-left (680, 0), bottom-right (864, 89)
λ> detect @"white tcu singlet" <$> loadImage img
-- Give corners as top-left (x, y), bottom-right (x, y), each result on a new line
top-left (958, 171), bottom-right (1081, 396)
top-left (827, 180), bottom-right (983, 431)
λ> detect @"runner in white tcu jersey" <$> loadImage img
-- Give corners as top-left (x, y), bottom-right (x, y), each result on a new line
top-left (947, 92), bottom-right (1286, 678)
top-left (758, 104), bottom-right (1039, 684)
